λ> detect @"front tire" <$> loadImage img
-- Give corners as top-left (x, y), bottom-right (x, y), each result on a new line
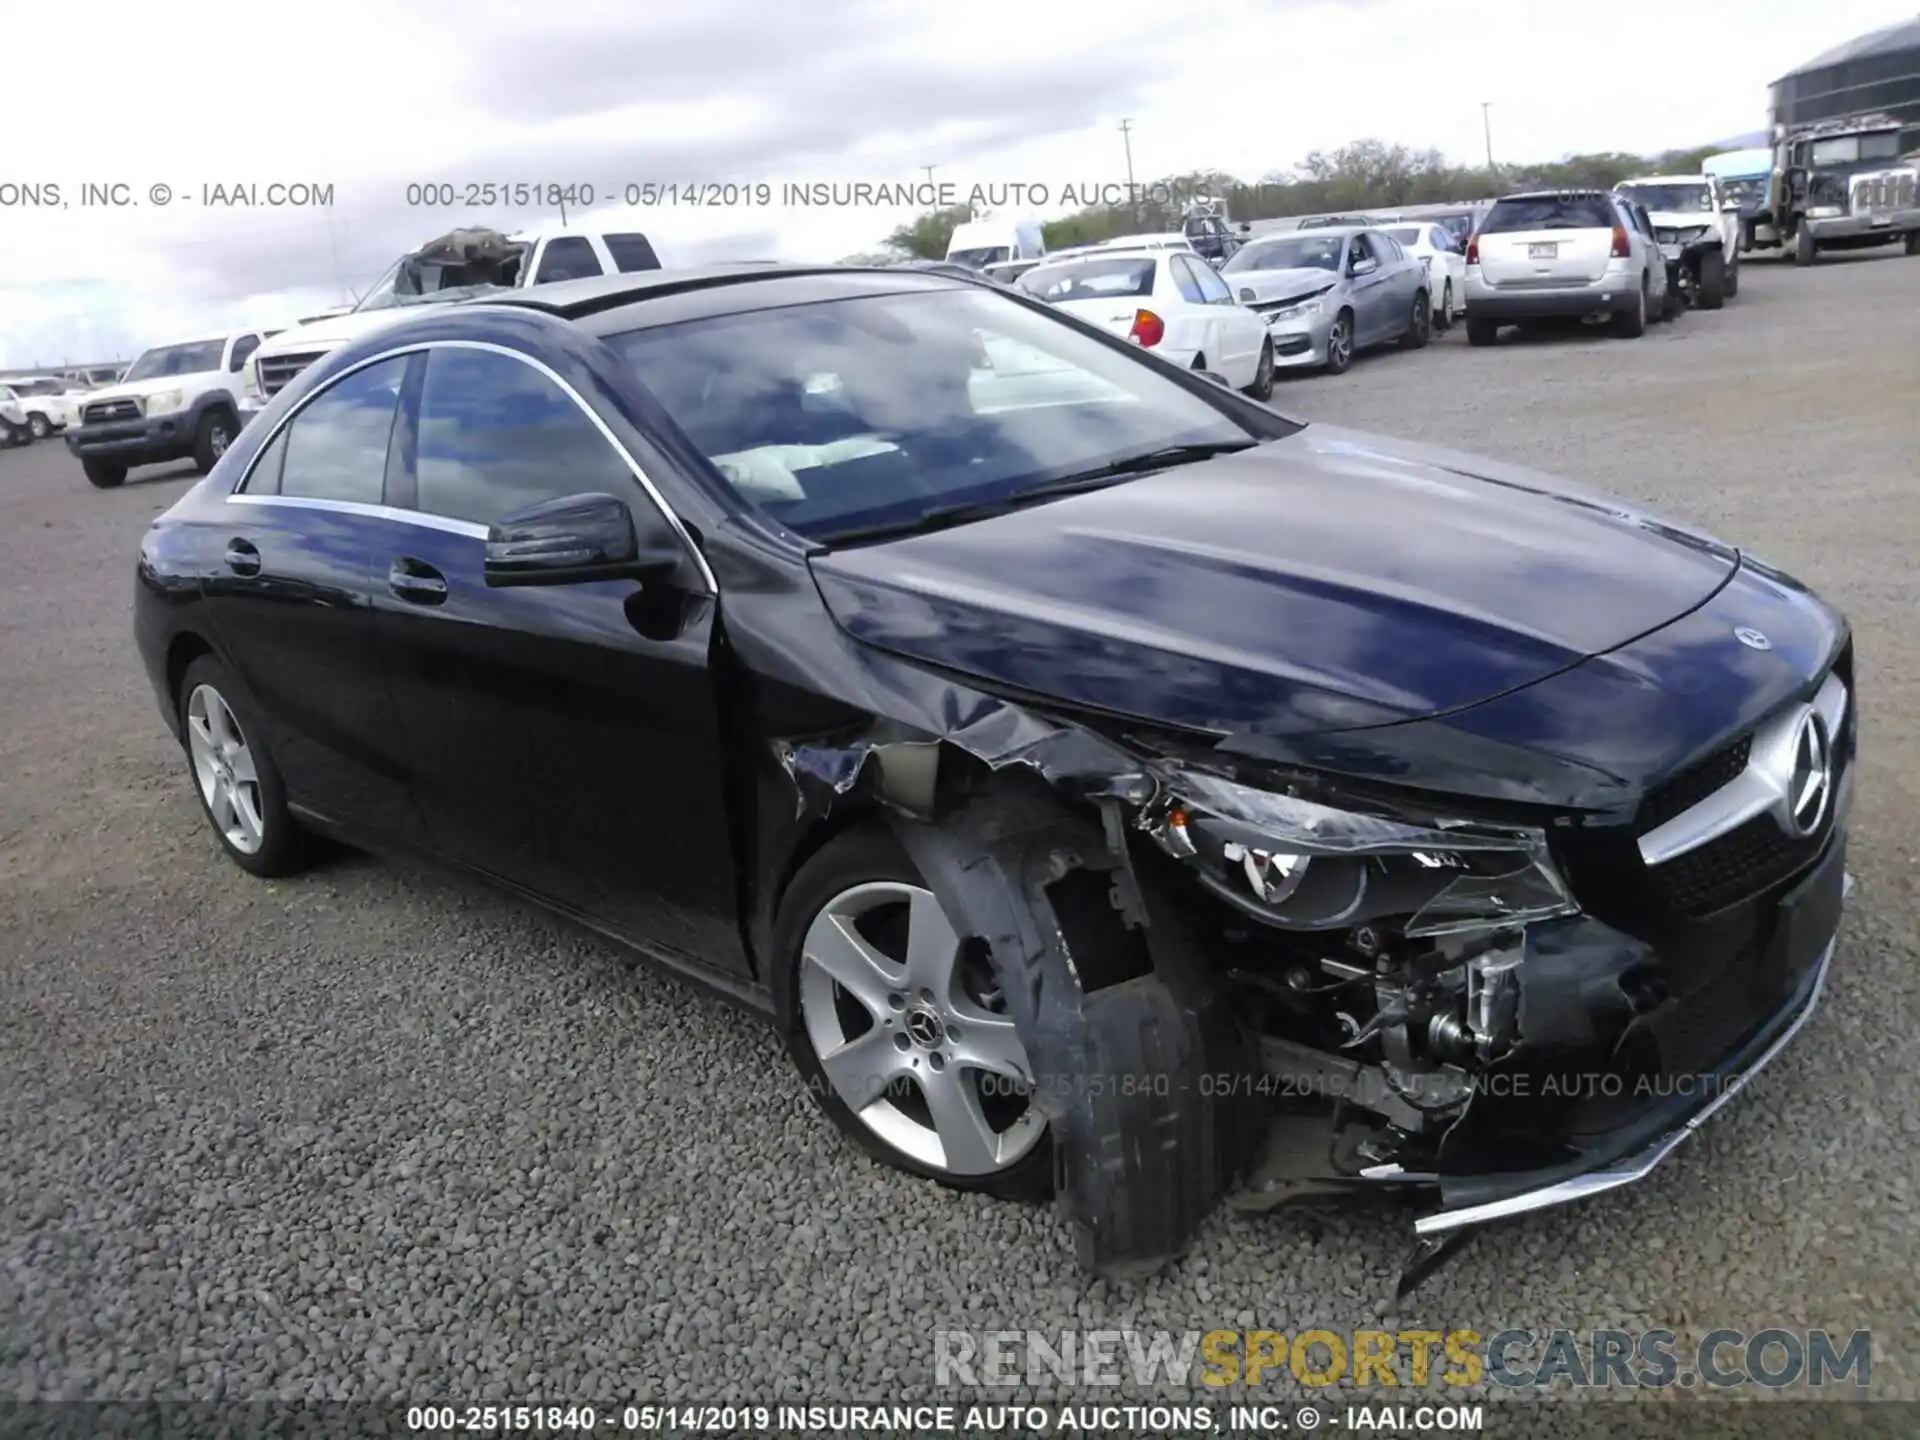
top-left (1724, 252), bottom-right (1740, 296)
top-left (1323, 309), bottom-right (1355, 373)
top-left (82, 458), bottom-right (126, 489)
top-left (1905, 231), bottom-right (1920, 257)
top-left (1243, 340), bottom-right (1274, 400)
top-left (1400, 290), bottom-right (1431, 349)
top-left (28, 414), bottom-right (49, 439)
top-left (192, 410), bottom-right (235, 475)
top-left (178, 655), bottom-right (311, 878)
top-left (1795, 227), bottom-right (1818, 265)
top-left (1697, 249), bottom-right (1726, 310)
top-left (774, 827), bottom-right (1052, 1201)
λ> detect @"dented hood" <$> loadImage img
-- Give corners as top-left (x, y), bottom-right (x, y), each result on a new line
top-left (808, 425), bottom-right (1738, 739)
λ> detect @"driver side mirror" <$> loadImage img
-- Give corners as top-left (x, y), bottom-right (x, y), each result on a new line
top-left (484, 492), bottom-right (685, 588)
top-left (1350, 256), bottom-right (1378, 277)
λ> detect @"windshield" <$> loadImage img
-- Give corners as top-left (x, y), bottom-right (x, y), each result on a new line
top-left (1617, 183), bottom-right (1712, 212)
top-left (122, 341), bottom-right (225, 381)
top-left (1480, 196), bottom-right (1618, 232)
top-left (1017, 255), bottom-right (1156, 300)
top-left (1222, 235), bottom-right (1344, 273)
top-left (604, 286), bottom-right (1263, 542)
top-left (1810, 132), bottom-right (1901, 165)
top-left (947, 245), bottom-right (1011, 268)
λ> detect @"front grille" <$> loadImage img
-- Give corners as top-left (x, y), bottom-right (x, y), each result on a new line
top-left (1653, 812), bottom-right (1825, 917)
top-left (1639, 734), bottom-right (1752, 832)
top-left (1851, 172), bottom-right (1916, 214)
top-left (258, 350), bottom-right (326, 397)
top-left (83, 398), bottom-right (140, 424)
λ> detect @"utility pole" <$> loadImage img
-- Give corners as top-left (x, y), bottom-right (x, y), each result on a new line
top-left (921, 165), bottom-right (937, 185)
top-left (1119, 118), bottom-right (1137, 219)
top-left (1481, 102), bottom-right (1496, 172)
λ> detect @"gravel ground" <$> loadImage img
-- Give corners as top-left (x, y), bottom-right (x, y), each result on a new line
top-left (3, 252), bottom-right (1918, 1427)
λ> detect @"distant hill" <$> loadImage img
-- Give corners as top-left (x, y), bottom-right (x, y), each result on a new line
top-left (1705, 130), bottom-right (1770, 151)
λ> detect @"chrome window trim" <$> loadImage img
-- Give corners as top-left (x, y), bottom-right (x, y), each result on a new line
top-left (227, 493), bottom-right (488, 539)
top-left (1639, 671), bottom-right (1849, 866)
top-left (225, 337), bottom-right (719, 595)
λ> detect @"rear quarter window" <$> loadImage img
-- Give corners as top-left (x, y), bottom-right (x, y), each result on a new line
top-left (1481, 196), bottom-right (1618, 233)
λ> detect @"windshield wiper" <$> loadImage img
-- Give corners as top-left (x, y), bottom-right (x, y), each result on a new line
top-left (813, 441), bottom-right (1257, 547)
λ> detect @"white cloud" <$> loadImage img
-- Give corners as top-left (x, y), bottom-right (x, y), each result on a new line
top-left (2, 0), bottom-right (1913, 365)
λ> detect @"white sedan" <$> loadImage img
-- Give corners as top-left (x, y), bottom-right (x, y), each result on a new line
top-left (1381, 222), bottom-right (1467, 329)
top-left (1016, 247), bottom-right (1275, 398)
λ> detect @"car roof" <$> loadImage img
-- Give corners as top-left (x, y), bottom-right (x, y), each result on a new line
top-left (490, 263), bottom-right (977, 336)
top-left (1494, 189), bottom-right (1615, 202)
top-left (1250, 224), bottom-right (1365, 239)
top-left (1618, 175), bottom-right (1707, 186)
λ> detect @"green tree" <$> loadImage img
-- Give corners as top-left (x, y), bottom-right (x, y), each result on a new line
top-left (883, 204), bottom-right (973, 260)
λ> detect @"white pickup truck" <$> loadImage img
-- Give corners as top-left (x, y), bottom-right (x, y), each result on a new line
top-left (241, 227), bottom-right (666, 416)
top-left (64, 333), bottom-right (264, 487)
top-left (1614, 175), bottom-right (1741, 309)
top-left (0, 378), bottom-right (82, 438)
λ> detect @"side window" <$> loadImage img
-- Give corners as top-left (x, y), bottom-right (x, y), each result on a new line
top-left (1170, 257), bottom-right (1207, 303)
top-left (228, 334), bottom-right (260, 372)
top-left (532, 236), bottom-right (605, 284)
top-left (274, 357), bottom-right (407, 504)
top-left (1190, 258), bottom-right (1234, 304)
top-left (1349, 235), bottom-right (1375, 269)
top-left (412, 347), bottom-right (639, 527)
top-left (244, 427), bottom-right (290, 495)
top-left (604, 233), bottom-right (661, 272)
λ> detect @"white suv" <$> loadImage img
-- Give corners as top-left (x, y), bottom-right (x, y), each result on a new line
top-left (1464, 190), bottom-right (1666, 345)
top-left (64, 333), bottom-right (262, 488)
top-left (242, 227), bottom-right (666, 417)
top-left (0, 377), bottom-right (83, 437)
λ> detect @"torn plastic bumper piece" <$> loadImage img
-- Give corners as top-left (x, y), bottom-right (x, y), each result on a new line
top-left (887, 794), bottom-right (1257, 1281)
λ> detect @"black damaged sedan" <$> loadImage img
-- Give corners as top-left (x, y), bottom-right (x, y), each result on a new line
top-left (134, 265), bottom-right (1852, 1292)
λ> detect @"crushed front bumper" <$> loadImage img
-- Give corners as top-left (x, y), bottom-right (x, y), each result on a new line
top-left (1413, 885), bottom-right (1841, 1237)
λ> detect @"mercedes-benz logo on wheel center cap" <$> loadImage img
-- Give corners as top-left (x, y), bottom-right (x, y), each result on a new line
top-left (1787, 711), bottom-right (1834, 836)
top-left (1734, 627), bottom-right (1772, 651)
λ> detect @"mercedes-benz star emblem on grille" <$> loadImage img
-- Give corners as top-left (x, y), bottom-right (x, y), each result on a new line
top-left (1734, 627), bottom-right (1772, 651)
top-left (1787, 711), bottom-right (1834, 837)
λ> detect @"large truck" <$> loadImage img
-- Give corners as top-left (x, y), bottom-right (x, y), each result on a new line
top-left (1744, 114), bottom-right (1920, 264)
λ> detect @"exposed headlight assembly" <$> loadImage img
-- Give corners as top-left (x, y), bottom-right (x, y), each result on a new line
top-left (143, 389), bottom-right (186, 416)
top-left (1144, 765), bottom-right (1576, 939)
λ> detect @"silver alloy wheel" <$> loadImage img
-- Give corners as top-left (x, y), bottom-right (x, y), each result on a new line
top-left (29, 414), bottom-right (48, 438)
top-left (798, 880), bottom-right (1044, 1176)
top-left (1328, 317), bottom-right (1351, 369)
top-left (185, 683), bottom-right (265, 854)
top-left (209, 423), bottom-right (230, 458)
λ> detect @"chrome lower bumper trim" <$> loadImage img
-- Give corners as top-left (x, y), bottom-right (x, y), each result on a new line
top-left (1412, 876), bottom-right (1848, 1238)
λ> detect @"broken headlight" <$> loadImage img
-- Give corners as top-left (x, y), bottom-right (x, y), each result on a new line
top-left (1143, 766), bottom-right (1575, 939)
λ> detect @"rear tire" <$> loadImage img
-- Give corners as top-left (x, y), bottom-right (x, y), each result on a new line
top-left (1437, 279), bottom-right (1454, 329)
top-left (1697, 250), bottom-right (1726, 310)
top-left (1905, 231), bottom-right (1920, 257)
top-left (1243, 340), bottom-right (1274, 400)
top-left (82, 459), bottom-right (126, 489)
top-left (1400, 290), bottom-right (1430, 349)
top-left (1612, 281), bottom-right (1647, 338)
top-left (178, 655), bottom-right (312, 879)
top-left (773, 826), bottom-right (1053, 1203)
top-left (1465, 315), bottom-right (1499, 347)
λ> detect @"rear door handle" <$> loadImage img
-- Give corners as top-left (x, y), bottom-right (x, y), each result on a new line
top-left (389, 558), bottom-right (448, 605)
top-left (224, 538), bottom-right (260, 576)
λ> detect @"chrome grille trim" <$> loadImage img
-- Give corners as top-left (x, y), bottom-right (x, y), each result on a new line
top-left (1639, 672), bottom-right (1849, 866)
top-left (257, 350), bottom-right (328, 398)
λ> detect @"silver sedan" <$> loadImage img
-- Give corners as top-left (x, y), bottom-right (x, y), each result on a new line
top-left (1220, 228), bottom-right (1431, 375)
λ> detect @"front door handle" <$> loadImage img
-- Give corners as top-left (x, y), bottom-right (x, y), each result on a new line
top-left (224, 538), bottom-right (260, 576)
top-left (389, 558), bottom-right (449, 605)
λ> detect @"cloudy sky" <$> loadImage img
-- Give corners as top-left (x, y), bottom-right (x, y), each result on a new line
top-left (2, 0), bottom-right (1913, 368)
